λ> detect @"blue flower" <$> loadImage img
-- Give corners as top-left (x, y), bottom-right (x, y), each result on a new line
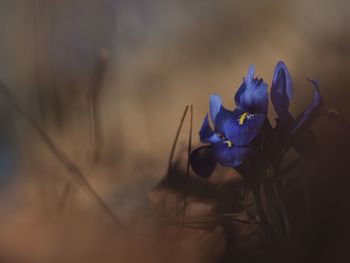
top-left (191, 65), bottom-right (268, 177)
top-left (271, 61), bottom-right (323, 134)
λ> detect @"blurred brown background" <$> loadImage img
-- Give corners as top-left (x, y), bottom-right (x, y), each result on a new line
top-left (1, 0), bottom-right (349, 163)
top-left (0, 0), bottom-right (349, 262)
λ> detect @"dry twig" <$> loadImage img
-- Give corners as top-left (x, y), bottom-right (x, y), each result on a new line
top-left (0, 81), bottom-right (129, 234)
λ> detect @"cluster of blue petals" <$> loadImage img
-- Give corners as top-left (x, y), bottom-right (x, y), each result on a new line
top-left (191, 61), bottom-right (322, 176)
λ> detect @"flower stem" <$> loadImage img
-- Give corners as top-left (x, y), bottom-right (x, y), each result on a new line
top-left (273, 162), bottom-right (290, 240)
top-left (263, 180), bottom-right (286, 241)
top-left (252, 187), bottom-right (275, 245)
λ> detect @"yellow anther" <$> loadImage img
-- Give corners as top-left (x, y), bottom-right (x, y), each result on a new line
top-left (239, 112), bottom-right (249, 125)
top-left (224, 140), bottom-right (233, 148)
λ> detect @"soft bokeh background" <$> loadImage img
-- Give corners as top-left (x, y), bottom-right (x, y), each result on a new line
top-left (0, 0), bottom-right (349, 262)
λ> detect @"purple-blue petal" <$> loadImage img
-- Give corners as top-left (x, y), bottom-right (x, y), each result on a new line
top-left (234, 65), bottom-right (268, 114)
top-left (246, 64), bottom-right (255, 83)
top-left (234, 81), bottom-right (246, 110)
top-left (226, 111), bottom-right (266, 145)
top-left (199, 114), bottom-right (222, 144)
top-left (243, 80), bottom-right (268, 114)
top-left (272, 61), bottom-right (293, 103)
top-left (290, 79), bottom-right (323, 134)
top-left (209, 94), bottom-right (222, 123)
top-left (215, 107), bottom-right (266, 146)
top-left (190, 145), bottom-right (217, 178)
top-left (271, 61), bottom-right (294, 124)
top-left (212, 142), bottom-right (251, 168)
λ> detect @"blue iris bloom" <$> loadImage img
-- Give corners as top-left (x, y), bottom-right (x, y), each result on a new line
top-left (271, 61), bottom-right (323, 134)
top-left (191, 65), bottom-right (268, 177)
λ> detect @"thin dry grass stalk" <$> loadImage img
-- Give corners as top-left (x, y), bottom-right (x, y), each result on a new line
top-left (88, 50), bottom-right (109, 164)
top-left (0, 81), bottom-right (129, 234)
top-left (156, 105), bottom-right (189, 188)
top-left (181, 104), bottom-right (193, 226)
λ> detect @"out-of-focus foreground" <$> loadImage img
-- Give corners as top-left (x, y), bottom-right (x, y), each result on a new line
top-left (0, 0), bottom-right (349, 262)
